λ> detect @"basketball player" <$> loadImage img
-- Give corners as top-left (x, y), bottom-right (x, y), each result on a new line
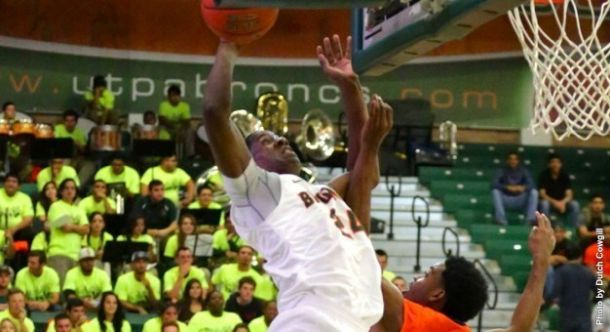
top-left (202, 35), bottom-right (392, 331)
top-left (372, 212), bottom-right (555, 332)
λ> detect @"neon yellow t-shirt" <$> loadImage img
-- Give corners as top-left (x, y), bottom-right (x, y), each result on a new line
top-left (47, 200), bottom-right (89, 260)
top-left (63, 266), bottom-right (112, 300)
top-left (248, 316), bottom-right (269, 332)
top-left (84, 89), bottom-right (115, 110)
top-left (0, 189), bottom-right (34, 230)
top-left (114, 271), bottom-right (161, 305)
top-left (35, 202), bottom-right (48, 219)
top-left (84, 318), bottom-right (131, 332)
top-left (47, 320), bottom-right (93, 332)
top-left (0, 310), bottom-right (35, 332)
top-left (383, 270), bottom-right (397, 282)
top-left (211, 263), bottom-right (262, 299)
top-left (14, 266), bottom-right (60, 301)
top-left (82, 232), bottom-right (114, 251)
top-left (163, 266), bottom-right (209, 299)
top-left (212, 230), bottom-right (245, 252)
top-left (254, 274), bottom-right (277, 302)
top-left (0, 231), bottom-right (6, 265)
top-left (159, 128), bottom-right (171, 140)
top-left (53, 124), bottom-right (87, 147)
top-left (31, 232), bottom-right (49, 252)
top-left (78, 195), bottom-right (116, 216)
top-left (163, 234), bottom-right (179, 259)
top-left (116, 234), bottom-right (156, 253)
top-left (188, 311), bottom-right (242, 332)
top-left (94, 166), bottom-right (141, 196)
top-left (158, 100), bottom-right (191, 123)
top-left (142, 317), bottom-right (187, 332)
top-left (36, 165), bottom-right (80, 191)
top-left (187, 201), bottom-right (225, 226)
top-left (141, 166), bottom-right (191, 205)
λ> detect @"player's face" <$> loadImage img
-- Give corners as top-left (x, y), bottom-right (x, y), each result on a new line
top-left (249, 131), bottom-right (301, 175)
top-left (103, 294), bottom-right (118, 316)
top-left (404, 263), bottom-right (446, 307)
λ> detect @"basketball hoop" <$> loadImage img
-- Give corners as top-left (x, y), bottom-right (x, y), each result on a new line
top-left (509, 0), bottom-right (610, 140)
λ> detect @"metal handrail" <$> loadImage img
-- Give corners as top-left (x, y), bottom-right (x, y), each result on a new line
top-left (384, 167), bottom-right (403, 241)
top-left (441, 227), bottom-right (460, 258)
top-left (411, 195), bottom-right (429, 273)
top-left (473, 258), bottom-right (499, 332)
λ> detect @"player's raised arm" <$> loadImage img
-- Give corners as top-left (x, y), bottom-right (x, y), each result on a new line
top-left (202, 42), bottom-right (252, 178)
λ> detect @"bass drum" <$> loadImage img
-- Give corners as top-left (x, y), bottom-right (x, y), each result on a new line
top-left (34, 124), bottom-right (54, 138)
top-left (90, 125), bottom-right (121, 151)
top-left (11, 119), bottom-right (35, 136)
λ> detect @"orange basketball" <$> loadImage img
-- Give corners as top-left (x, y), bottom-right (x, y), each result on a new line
top-left (200, 0), bottom-right (279, 45)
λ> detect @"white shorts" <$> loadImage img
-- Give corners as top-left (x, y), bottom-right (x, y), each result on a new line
top-left (269, 300), bottom-right (370, 332)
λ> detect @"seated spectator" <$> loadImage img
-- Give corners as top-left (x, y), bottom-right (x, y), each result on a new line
top-left (116, 216), bottom-right (157, 263)
top-left (188, 291), bottom-right (242, 332)
top-left (63, 248), bottom-right (112, 310)
top-left (14, 251), bottom-right (60, 312)
top-left (188, 186), bottom-right (225, 225)
top-left (177, 279), bottom-right (206, 323)
top-left (31, 231), bottom-right (50, 254)
top-left (491, 152), bottom-right (538, 225)
top-left (130, 181), bottom-right (177, 240)
top-left (375, 249), bottom-right (396, 282)
top-left (225, 277), bottom-right (263, 324)
top-left (253, 260), bottom-right (276, 303)
top-left (0, 102), bottom-right (17, 123)
top-left (142, 110), bottom-right (171, 140)
top-left (0, 317), bottom-right (16, 332)
top-left (583, 226), bottom-right (610, 279)
top-left (161, 322), bottom-right (180, 332)
top-left (114, 251), bottom-right (160, 314)
top-left (578, 194), bottom-right (610, 246)
top-left (82, 213), bottom-right (113, 262)
top-left (233, 323), bottom-right (249, 332)
top-left (212, 210), bottom-right (245, 265)
top-left (46, 298), bottom-right (89, 332)
top-left (392, 276), bottom-right (407, 293)
top-left (142, 302), bottom-right (187, 332)
top-left (140, 155), bottom-right (195, 208)
top-left (36, 182), bottom-right (58, 225)
top-left (78, 180), bottom-right (116, 216)
top-left (54, 109), bottom-right (87, 156)
top-left (247, 300), bottom-right (277, 332)
top-left (0, 266), bottom-right (11, 311)
top-left (47, 179), bottom-right (89, 284)
top-left (545, 244), bottom-right (596, 332)
top-left (84, 75), bottom-right (117, 125)
top-left (550, 224), bottom-right (570, 267)
top-left (0, 289), bottom-right (34, 332)
top-left (0, 174), bottom-right (34, 247)
top-left (94, 155), bottom-right (141, 198)
top-left (51, 313), bottom-right (72, 332)
top-left (84, 292), bottom-right (131, 332)
top-left (163, 247), bottom-right (209, 303)
top-left (158, 85), bottom-right (195, 156)
top-left (36, 159), bottom-right (80, 192)
top-left (212, 246), bottom-right (262, 299)
top-left (538, 153), bottom-right (580, 227)
top-left (163, 213), bottom-right (215, 261)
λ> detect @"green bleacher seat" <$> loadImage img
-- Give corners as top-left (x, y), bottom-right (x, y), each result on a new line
top-left (513, 271), bottom-right (530, 293)
top-left (469, 224), bottom-right (530, 243)
top-left (442, 194), bottom-right (492, 214)
top-left (419, 167), bottom-right (494, 186)
top-left (429, 180), bottom-right (490, 199)
top-left (21, 183), bottom-right (38, 198)
top-left (484, 239), bottom-right (528, 260)
top-left (456, 209), bottom-right (527, 229)
top-left (499, 254), bottom-right (532, 276)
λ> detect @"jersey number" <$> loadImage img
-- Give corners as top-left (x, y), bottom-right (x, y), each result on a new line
top-left (330, 208), bottom-right (364, 239)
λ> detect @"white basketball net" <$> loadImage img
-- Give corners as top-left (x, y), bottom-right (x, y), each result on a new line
top-left (508, 0), bottom-right (610, 140)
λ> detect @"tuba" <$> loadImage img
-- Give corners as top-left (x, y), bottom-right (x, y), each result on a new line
top-left (230, 110), bottom-right (264, 139)
top-left (439, 121), bottom-right (458, 160)
top-left (256, 92), bottom-right (288, 136)
top-left (296, 110), bottom-right (336, 161)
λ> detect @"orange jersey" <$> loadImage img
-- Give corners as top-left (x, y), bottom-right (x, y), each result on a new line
top-left (402, 299), bottom-right (471, 332)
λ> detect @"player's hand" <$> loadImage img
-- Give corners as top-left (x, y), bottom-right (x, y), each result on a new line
top-left (529, 212), bottom-right (555, 263)
top-left (362, 95), bottom-right (393, 151)
top-left (317, 35), bottom-right (358, 84)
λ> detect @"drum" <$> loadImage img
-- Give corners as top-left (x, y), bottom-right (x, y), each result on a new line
top-left (34, 123), bottom-right (54, 138)
top-left (11, 119), bottom-right (35, 135)
top-left (0, 120), bottom-right (9, 136)
top-left (135, 124), bottom-right (159, 139)
top-left (91, 125), bottom-right (121, 151)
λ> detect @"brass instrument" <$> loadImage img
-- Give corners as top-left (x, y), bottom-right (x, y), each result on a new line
top-left (296, 110), bottom-right (336, 161)
top-left (256, 92), bottom-right (288, 136)
top-left (230, 110), bottom-right (264, 139)
top-left (439, 121), bottom-right (458, 160)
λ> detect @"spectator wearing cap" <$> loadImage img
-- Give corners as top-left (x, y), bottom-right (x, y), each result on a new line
top-left (0, 266), bottom-right (12, 311)
top-left (78, 180), bottom-right (116, 216)
top-left (0, 289), bottom-right (34, 332)
top-left (54, 109), bottom-right (87, 156)
top-left (94, 155), bottom-right (141, 197)
top-left (225, 276), bottom-right (264, 324)
top-left (62, 248), bottom-right (112, 311)
top-left (142, 302), bottom-right (187, 332)
top-left (51, 313), bottom-right (72, 332)
top-left (36, 159), bottom-right (80, 192)
top-left (0, 174), bottom-right (34, 255)
top-left (14, 251), bottom-right (60, 312)
top-left (538, 153), bottom-right (580, 227)
top-left (248, 300), bottom-right (278, 332)
top-left (130, 181), bottom-right (177, 240)
top-left (163, 247), bottom-right (209, 303)
top-left (84, 75), bottom-right (117, 125)
top-left (188, 290), bottom-right (242, 332)
top-left (212, 246), bottom-right (262, 300)
top-left (46, 298), bottom-right (89, 332)
top-left (140, 155), bottom-right (195, 209)
top-left (114, 251), bottom-right (160, 314)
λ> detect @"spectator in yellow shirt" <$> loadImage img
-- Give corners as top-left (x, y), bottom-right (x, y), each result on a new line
top-left (0, 289), bottom-right (35, 332)
top-left (140, 155), bottom-right (195, 208)
top-left (84, 75), bottom-right (117, 125)
top-left (0, 174), bottom-right (34, 254)
top-left (54, 110), bottom-right (87, 155)
top-left (36, 159), bottom-right (80, 192)
top-left (248, 300), bottom-right (278, 332)
top-left (158, 85), bottom-right (194, 157)
top-left (78, 180), bottom-right (116, 216)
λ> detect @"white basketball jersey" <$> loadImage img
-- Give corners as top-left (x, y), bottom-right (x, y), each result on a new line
top-left (230, 173), bottom-right (383, 328)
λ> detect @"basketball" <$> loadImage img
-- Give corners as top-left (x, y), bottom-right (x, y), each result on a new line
top-left (200, 0), bottom-right (279, 45)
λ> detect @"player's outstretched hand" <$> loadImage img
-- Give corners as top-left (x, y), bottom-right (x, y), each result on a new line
top-left (529, 212), bottom-right (555, 263)
top-left (317, 34), bottom-right (357, 84)
top-left (362, 95), bottom-right (393, 150)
